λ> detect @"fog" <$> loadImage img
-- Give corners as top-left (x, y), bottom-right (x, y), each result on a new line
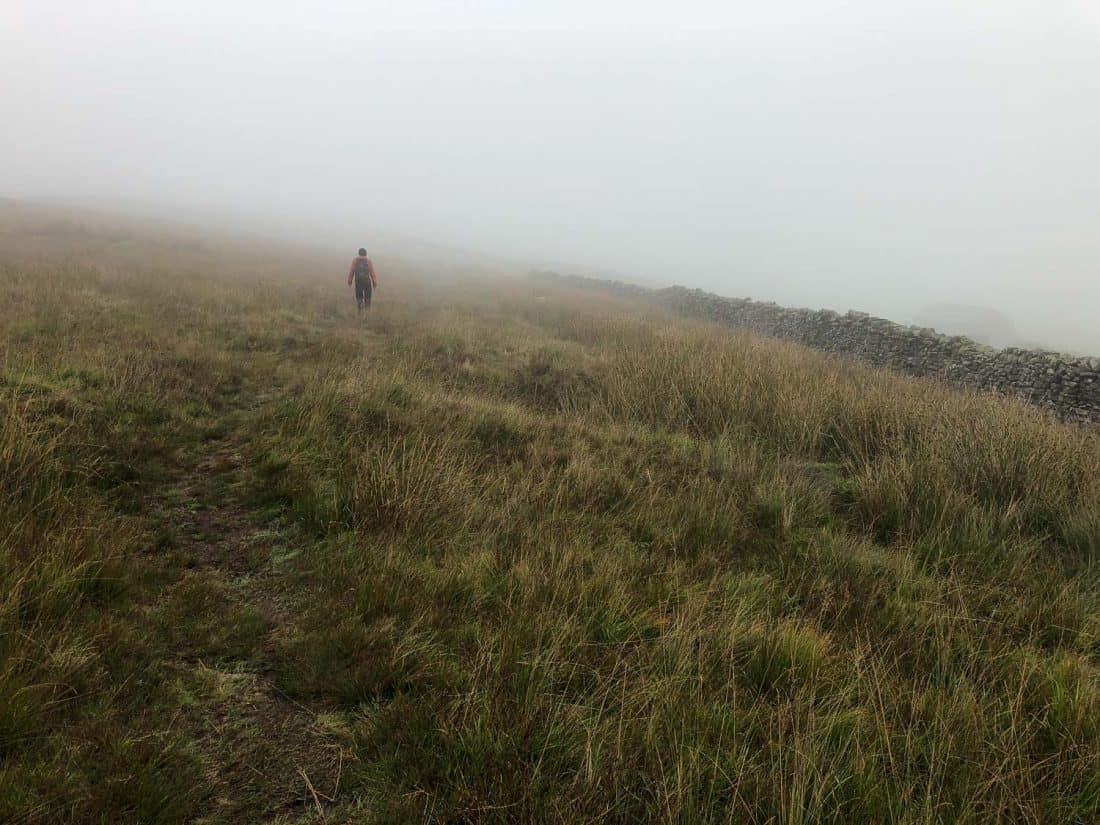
top-left (4, 1), bottom-right (1100, 353)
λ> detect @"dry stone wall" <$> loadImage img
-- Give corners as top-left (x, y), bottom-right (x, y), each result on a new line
top-left (539, 273), bottom-right (1100, 424)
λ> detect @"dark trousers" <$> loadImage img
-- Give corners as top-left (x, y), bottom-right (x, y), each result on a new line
top-left (355, 278), bottom-right (373, 311)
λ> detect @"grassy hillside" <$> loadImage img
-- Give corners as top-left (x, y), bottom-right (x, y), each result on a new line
top-left (1, 212), bottom-right (1099, 823)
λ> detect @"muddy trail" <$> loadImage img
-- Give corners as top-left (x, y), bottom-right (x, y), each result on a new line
top-left (148, 417), bottom-right (350, 824)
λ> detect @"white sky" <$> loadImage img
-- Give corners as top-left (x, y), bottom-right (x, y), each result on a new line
top-left (3, 1), bottom-right (1100, 351)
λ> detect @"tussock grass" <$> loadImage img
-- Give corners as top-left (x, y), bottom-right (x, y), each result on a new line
top-left (1, 206), bottom-right (1099, 821)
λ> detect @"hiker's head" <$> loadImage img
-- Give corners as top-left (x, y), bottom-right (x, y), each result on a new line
top-left (358, 247), bottom-right (367, 257)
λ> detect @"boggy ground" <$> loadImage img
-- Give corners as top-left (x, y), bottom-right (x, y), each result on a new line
top-left (1, 208), bottom-right (1099, 823)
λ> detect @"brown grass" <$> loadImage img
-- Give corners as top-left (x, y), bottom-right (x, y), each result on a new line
top-left (1, 203), bottom-right (1098, 822)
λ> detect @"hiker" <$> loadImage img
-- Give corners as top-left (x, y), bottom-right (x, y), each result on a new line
top-left (347, 247), bottom-right (378, 315)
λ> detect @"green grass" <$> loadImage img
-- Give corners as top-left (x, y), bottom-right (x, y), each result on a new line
top-left (1, 204), bottom-right (1099, 822)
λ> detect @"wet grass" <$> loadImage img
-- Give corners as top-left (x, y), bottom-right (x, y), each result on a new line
top-left (1, 205), bottom-right (1099, 822)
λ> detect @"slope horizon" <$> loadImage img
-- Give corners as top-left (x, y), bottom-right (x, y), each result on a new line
top-left (3, 195), bottom-right (1089, 358)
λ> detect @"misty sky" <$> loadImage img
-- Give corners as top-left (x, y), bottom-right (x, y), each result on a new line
top-left (4, 1), bottom-right (1100, 352)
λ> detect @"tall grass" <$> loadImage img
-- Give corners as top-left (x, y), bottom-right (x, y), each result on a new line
top-left (252, 287), bottom-right (1100, 822)
top-left (2, 207), bottom-right (1099, 822)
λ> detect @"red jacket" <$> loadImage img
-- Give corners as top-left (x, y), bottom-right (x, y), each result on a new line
top-left (347, 256), bottom-right (378, 287)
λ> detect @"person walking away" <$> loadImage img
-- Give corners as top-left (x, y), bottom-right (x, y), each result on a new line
top-left (347, 247), bottom-right (378, 316)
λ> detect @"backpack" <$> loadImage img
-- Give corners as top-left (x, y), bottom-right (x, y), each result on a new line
top-left (353, 257), bottom-right (372, 281)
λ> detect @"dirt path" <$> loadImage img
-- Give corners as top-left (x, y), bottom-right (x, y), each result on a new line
top-left (152, 429), bottom-right (351, 824)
